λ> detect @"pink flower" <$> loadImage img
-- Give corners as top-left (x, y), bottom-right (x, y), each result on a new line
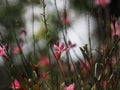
top-left (61, 15), bottom-right (70, 25)
top-left (95, 0), bottom-right (111, 7)
top-left (111, 57), bottom-right (117, 67)
top-left (12, 44), bottom-right (23, 54)
top-left (0, 46), bottom-right (6, 56)
top-left (0, 45), bottom-right (9, 60)
top-left (39, 56), bottom-right (49, 67)
top-left (80, 60), bottom-right (92, 75)
top-left (40, 72), bottom-right (48, 80)
top-left (111, 21), bottom-right (120, 37)
top-left (61, 11), bottom-right (71, 26)
top-left (54, 42), bottom-right (76, 59)
top-left (11, 79), bottom-right (21, 89)
top-left (54, 42), bottom-right (67, 59)
top-left (63, 83), bottom-right (75, 90)
top-left (19, 29), bottom-right (27, 36)
top-left (101, 80), bottom-right (108, 89)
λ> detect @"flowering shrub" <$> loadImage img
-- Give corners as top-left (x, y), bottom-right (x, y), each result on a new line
top-left (0, 0), bottom-right (120, 90)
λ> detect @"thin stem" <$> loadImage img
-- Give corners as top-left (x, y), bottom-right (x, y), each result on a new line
top-left (31, 0), bottom-right (36, 59)
top-left (88, 13), bottom-right (92, 58)
top-left (69, 52), bottom-right (81, 90)
top-left (40, 0), bottom-right (56, 89)
top-left (5, 0), bottom-right (31, 79)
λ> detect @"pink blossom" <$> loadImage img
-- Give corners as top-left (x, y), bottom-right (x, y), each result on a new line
top-left (19, 29), bottom-right (27, 36)
top-left (61, 11), bottom-right (71, 26)
top-left (111, 21), bottom-right (120, 37)
top-left (101, 80), bottom-right (108, 89)
top-left (111, 57), bottom-right (117, 67)
top-left (63, 83), bottom-right (75, 90)
top-left (0, 45), bottom-right (9, 60)
top-left (54, 42), bottom-right (67, 59)
top-left (12, 44), bottom-right (23, 54)
top-left (0, 46), bottom-right (6, 56)
top-left (80, 60), bottom-right (92, 75)
top-left (39, 56), bottom-right (49, 67)
top-left (11, 79), bottom-right (21, 89)
top-left (95, 0), bottom-right (111, 7)
top-left (61, 15), bottom-right (70, 25)
top-left (54, 42), bottom-right (76, 59)
top-left (40, 72), bottom-right (48, 80)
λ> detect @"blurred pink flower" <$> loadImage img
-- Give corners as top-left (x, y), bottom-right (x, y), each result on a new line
top-left (0, 46), bottom-right (6, 56)
top-left (39, 56), bottom-right (49, 67)
top-left (63, 83), bottom-right (75, 90)
top-left (95, 0), bottom-right (111, 7)
top-left (0, 45), bottom-right (9, 60)
top-left (54, 42), bottom-right (76, 59)
top-left (80, 60), bottom-right (92, 75)
top-left (61, 11), bottom-right (71, 26)
top-left (12, 44), bottom-right (23, 54)
top-left (111, 57), bottom-right (117, 67)
top-left (19, 29), bottom-right (27, 36)
top-left (101, 80), bottom-right (108, 89)
top-left (61, 16), bottom-right (70, 26)
top-left (40, 72), bottom-right (48, 80)
top-left (11, 79), bottom-right (21, 89)
top-left (111, 21), bottom-right (120, 37)
top-left (54, 42), bottom-right (67, 59)
top-left (70, 64), bottom-right (74, 72)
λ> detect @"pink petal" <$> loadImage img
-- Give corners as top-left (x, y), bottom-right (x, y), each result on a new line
top-left (41, 72), bottom-right (47, 79)
top-left (12, 46), bottom-right (20, 54)
top-left (54, 44), bottom-right (59, 51)
top-left (39, 56), bottom-right (49, 66)
top-left (19, 29), bottom-right (27, 36)
top-left (0, 46), bottom-right (5, 56)
top-left (59, 42), bottom-right (65, 50)
top-left (111, 23), bottom-right (115, 31)
top-left (115, 21), bottom-right (119, 29)
top-left (101, 80), bottom-right (108, 89)
top-left (54, 52), bottom-right (61, 59)
top-left (12, 44), bottom-right (23, 54)
top-left (63, 83), bottom-right (75, 90)
top-left (95, 0), bottom-right (100, 5)
top-left (95, 0), bottom-right (111, 7)
top-left (116, 30), bottom-right (120, 36)
top-left (11, 79), bottom-right (21, 89)
top-left (105, 0), bottom-right (111, 4)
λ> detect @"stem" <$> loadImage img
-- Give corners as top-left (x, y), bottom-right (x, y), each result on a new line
top-left (5, 0), bottom-right (31, 79)
top-left (31, 0), bottom-right (36, 59)
top-left (87, 13), bottom-right (92, 58)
